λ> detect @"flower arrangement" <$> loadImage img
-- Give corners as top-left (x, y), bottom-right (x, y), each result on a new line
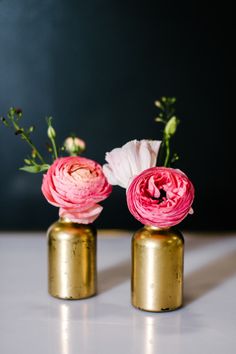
top-left (1, 97), bottom-right (195, 307)
top-left (0, 108), bottom-right (112, 224)
top-left (103, 97), bottom-right (195, 228)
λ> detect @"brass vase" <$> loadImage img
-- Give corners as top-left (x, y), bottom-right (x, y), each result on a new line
top-left (47, 218), bottom-right (97, 299)
top-left (131, 225), bottom-right (184, 312)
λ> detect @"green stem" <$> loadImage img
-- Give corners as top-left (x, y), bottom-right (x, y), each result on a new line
top-left (22, 134), bottom-right (46, 164)
top-left (163, 137), bottom-right (170, 167)
top-left (9, 117), bottom-right (46, 164)
top-left (50, 137), bottom-right (58, 160)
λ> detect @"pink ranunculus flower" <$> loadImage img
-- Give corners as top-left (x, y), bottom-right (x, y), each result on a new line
top-left (41, 156), bottom-right (112, 224)
top-left (103, 139), bottom-right (161, 189)
top-left (127, 167), bottom-right (194, 228)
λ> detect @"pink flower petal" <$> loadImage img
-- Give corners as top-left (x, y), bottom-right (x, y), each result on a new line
top-left (59, 204), bottom-right (103, 224)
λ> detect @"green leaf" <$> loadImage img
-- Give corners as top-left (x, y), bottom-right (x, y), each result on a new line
top-left (19, 164), bottom-right (50, 173)
top-left (38, 164), bottom-right (50, 172)
top-left (19, 165), bottom-right (41, 173)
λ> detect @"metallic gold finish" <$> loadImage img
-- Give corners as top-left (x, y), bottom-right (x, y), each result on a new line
top-left (132, 225), bottom-right (184, 312)
top-left (47, 218), bottom-right (97, 299)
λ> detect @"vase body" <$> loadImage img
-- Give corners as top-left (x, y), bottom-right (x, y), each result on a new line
top-left (131, 225), bottom-right (184, 312)
top-left (47, 218), bottom-right (97, 299)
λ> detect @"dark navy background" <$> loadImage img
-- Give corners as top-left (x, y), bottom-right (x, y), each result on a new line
top-left (0, 1), bottom-right (234, 230)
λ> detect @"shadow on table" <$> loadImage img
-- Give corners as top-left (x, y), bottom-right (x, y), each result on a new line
top-left (98, 259), bottom-right (131, 293)
top-left (185, 249), bottom-right (236, 305)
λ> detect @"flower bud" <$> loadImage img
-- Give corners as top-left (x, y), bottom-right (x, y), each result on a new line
top-left (14, 108), bottom-right (22, 117)
top-left (154, 100), bottom-right (162, 108)
top-left (47, 125), bottom-right (56, 139)
top-left (32, 149), bottom-right (37, 158)
top-left (164, 116), bottom-right (179, 137)
top-left (64, 137), bottom-right (86, 156)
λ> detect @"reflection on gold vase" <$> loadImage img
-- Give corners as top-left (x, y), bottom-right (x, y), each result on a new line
top-left (132, 225), bottom-right (184, 312)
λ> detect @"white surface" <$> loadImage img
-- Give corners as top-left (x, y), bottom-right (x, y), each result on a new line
top-left (0, 230), bottom-right (236, 354)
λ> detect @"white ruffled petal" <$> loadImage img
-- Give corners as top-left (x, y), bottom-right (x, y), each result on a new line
top-left (103, 139), bottom-right (161, 189)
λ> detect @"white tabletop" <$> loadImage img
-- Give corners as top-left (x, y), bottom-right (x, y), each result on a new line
top-left (0, 230), bottom-right (236, 354)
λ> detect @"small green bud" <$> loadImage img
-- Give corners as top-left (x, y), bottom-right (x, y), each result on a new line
top-left (31, 149), bottom-right (37, 158)
top-left (8, 107), bottom-right (15, 117)
top-left (171, 153), bottom-right (179, 164)
top-left (47, 125), bottom-right (56, 139)
top-left (164, 116), bottom-right (179, 137)
top-left (14, 108), bottom-right (23, 119)
top-left (24, 159), bottom-right (31, 165)
top-left (28, 126), bottom-right (35, 133)
top-left (155, 116), bottom-right (165, 123)
top-left (46, 116), bottom-right (56, 139)
top-left (154, 100), bottom-right (163, 109)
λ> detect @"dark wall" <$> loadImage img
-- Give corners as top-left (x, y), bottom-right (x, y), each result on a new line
top-left (0, 1), bottom-right (234, 230)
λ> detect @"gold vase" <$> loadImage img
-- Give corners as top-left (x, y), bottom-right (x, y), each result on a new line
top-left (131, 225), bottom-right (184, 312)
top-left (47, 218), bottom-right (97, 299)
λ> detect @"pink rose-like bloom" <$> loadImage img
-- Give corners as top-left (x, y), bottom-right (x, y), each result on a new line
top-left (103, 139), bottom-right (161, 189)
top-left (41, 156), bottom-right (112, 224)
top-left (127, 167), bottom-right (194, 228)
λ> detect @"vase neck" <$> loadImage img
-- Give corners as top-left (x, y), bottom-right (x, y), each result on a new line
top-left (144, 225), bottom-right (170, 232)
top-left (59, 217), bottom-right (74, 223)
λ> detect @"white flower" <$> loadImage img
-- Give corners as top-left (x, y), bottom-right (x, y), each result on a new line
top-left (103, 139), bottom-right (161, 189)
